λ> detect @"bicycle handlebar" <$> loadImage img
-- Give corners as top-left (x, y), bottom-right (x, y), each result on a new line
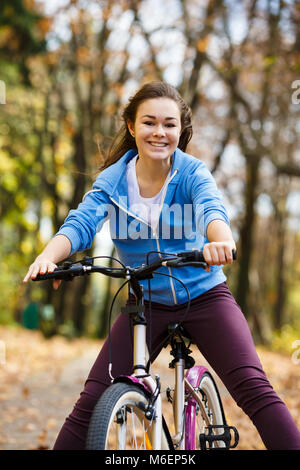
top-left (32, 249), bottom-right (237, 283)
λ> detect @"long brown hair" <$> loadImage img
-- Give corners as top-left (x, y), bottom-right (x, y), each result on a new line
top-left (99, 81), bottom-right (193, 171)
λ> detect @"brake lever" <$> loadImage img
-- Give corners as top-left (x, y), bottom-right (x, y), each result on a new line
top-left (163, 260), bottom-right (208, 270)
top-left (179, 262), bottom-right (208, 269)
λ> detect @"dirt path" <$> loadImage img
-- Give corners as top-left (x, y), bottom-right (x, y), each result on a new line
top-left (0, 344), bottom-right (100, 450)
top-left (0, 326), bottom-right (299, 450)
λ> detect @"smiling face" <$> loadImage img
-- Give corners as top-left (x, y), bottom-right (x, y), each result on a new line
top-left (127, 97), bottom-right (181, 163)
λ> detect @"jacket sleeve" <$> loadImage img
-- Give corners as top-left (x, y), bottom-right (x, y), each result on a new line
top-left (189, 163), bottom-right (230, 239)
top-left (55, 189), bottom-right (111, 255)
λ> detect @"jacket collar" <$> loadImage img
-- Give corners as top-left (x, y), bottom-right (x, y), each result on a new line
top-left (94, 148), bottom-right (185, 211)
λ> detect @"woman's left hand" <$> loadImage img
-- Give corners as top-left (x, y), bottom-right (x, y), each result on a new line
top-left (203, 241), bottom-right (236, 272)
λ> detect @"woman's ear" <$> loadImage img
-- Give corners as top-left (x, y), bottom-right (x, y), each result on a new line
top-left (127, 120), bottom-right (135, 138)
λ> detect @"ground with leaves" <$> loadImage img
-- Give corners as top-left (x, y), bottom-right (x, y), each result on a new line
top-left (0, 325), bottom-right (299, 450)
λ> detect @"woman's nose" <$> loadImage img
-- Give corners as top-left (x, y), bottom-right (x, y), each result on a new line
top-left (152, 125), bottom-right (165, 137)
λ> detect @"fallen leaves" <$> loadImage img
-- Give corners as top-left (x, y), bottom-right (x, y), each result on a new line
top-left (0, 324), bottom-right (100, 450)
top-left (0, 324), bottom-right (97, 395)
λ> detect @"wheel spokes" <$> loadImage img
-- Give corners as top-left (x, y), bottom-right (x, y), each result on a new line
top-left (109, 403), bottom-right (153, 450)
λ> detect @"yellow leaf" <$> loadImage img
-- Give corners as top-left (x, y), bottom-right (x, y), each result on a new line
top-left (197, 37), bottom-right (209, 53)
top-left (37, 18), bottom-right (53, 35)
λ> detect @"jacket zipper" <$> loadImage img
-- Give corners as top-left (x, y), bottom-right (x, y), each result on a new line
top-left (152, 169), bottom-right (178, 305)
top-left (110, 169), bottom-right (179, 305)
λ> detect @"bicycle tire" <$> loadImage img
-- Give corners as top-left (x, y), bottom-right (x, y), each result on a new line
top-left (86, 382), bottom-right (171, 450)
top-left (185, 371), bottom-right (227, 450)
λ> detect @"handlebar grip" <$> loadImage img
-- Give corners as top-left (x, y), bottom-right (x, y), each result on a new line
top-left (32, 270), bottom-right (67, 281)
top-left (176, 250), bottom-right (205, 261)
top-left (176, 249), bottom-right (237, 262)
top-left (32, 264), bottom-right (84, 281)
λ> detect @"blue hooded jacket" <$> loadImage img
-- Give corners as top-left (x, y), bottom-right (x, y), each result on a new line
top-left (57, 148), bottom-right (230, 305)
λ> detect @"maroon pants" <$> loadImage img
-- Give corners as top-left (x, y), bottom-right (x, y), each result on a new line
top-left (53, 282), bottom-right (300, 450)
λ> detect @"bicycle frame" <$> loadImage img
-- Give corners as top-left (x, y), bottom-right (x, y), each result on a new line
top-left (113, 286), bottom-right (211, 450)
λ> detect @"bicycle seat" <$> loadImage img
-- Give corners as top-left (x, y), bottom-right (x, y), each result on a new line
top-left (167, 322), bottom-right (192, 342)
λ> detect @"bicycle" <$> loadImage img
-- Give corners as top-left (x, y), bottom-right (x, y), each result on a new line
top-left (33, 249), bottom-right (239, 451)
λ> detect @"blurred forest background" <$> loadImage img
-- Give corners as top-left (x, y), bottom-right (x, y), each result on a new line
top-left (0, 0), bottom-right (300, 352)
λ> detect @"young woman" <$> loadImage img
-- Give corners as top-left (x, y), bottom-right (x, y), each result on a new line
top-left (23, 81), bottom-right (300, 450)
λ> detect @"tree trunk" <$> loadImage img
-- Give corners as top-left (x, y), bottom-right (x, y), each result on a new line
top-left (71, 248), bottom-right (93, 336)
top-left (235, 154), bottom-right (260, 319)
top-left (274, 235), bottom-right (286, 330)
top-left (97, 245), bottom-right (116, 338)
top-left (71, 130), bottom-right (87, 208)
top-left (72, 274), bottom-right (91, 336)
top-left (54, 281), bottom-right (68, 328)
top-left (274, 201), bottom-right (287, 330)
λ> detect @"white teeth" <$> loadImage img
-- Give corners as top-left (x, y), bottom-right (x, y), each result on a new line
top-left (149, 142), bottom-right (168, 147)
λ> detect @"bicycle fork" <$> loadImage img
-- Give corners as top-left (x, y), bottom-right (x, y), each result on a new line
top-left (173, 357), bottom-right (185, 449)
top-left (133, 322), bottom-right (163, 449)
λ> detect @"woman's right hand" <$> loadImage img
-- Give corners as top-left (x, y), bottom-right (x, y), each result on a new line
top-left (23, 255), bottom-right (61, 290)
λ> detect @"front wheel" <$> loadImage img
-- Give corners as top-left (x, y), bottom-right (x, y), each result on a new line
top-left (86, 382), bottom-right (170, 450)
top-left (185, 372), bottom-right (227, 450)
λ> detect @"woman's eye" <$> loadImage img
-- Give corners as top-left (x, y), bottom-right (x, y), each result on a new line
top-left (143, 122), bottom-right (176, 128)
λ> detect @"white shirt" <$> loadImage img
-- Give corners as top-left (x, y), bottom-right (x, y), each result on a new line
top-left (126, 155), bottom-right (171, 228)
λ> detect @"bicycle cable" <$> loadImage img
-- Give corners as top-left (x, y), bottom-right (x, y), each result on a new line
top-left (72, 255), bottom-right (128, 381)
top-left (101, 250), bottom-right (195, 380)
top-left (145, 250), bottom-right (185, 373)
top-left (68, 254), bottom-right (127, 381)
top-left (145, 270), bottom-right (191, 373)
top-left (107, 278), bottom-right (130, 382)
top-left (75, 254), bottom-right (127, 269)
